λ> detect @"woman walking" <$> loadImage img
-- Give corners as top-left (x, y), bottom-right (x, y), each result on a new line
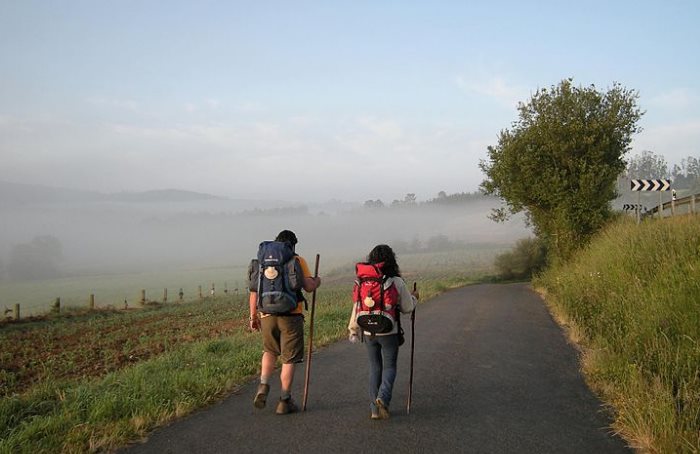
top-left (348, 244), bottom-right (418, 420)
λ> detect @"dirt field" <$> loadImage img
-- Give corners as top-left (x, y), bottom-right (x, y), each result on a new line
top-left (0, 297), bottom-right (248, 396)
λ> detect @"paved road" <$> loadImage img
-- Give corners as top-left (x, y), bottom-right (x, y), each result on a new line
top-left (123, 283), bottom-right (631, 454)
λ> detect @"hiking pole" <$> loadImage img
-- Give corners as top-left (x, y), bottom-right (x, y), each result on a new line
top-left (302, 253), bottom-right (320, 412)
top-left (407, 281), bottom-right (417, 415)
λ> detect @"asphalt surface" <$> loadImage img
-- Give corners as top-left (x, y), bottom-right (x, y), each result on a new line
top-left (122, 283), bottom-right (631, 454)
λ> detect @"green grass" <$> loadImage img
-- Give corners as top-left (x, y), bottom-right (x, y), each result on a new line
top-left (0, 249), bottom-right (493, 453)
top-left (0, 335), bottom-right (262, 453)
top-left (536, 214), bottom-right (700, 453)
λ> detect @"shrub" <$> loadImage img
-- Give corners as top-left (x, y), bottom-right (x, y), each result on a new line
top-left (494, 237), bottom-right (547, 280)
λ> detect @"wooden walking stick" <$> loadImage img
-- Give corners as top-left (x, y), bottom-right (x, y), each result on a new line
top-left (407, 281), bottom-right (417, 415)
top-left (302, 254), bottom-right (320, 411)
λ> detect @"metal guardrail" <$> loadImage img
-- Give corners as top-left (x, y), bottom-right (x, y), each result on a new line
top-left (644, 193), bottom-right (698, 218)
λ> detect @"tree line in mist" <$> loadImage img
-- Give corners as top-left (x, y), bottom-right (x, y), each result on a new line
top-left (625, 151), bottom-right (700, 190)
top-left (0, 190), bottom-right (514, 282)
top-left (362, 191), bottom-right (488, 209)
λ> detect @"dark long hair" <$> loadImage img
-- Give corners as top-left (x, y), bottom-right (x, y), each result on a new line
top-left (367, 244), bottom-right (401, 277)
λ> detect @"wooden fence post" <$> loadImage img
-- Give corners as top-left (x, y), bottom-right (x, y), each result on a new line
top-left (140, 289), bottom-right (146, 306)
top-left (198, 285), bottom-right (203, 300)
top-left (179, 288), bottom-right (184, 302)
top-left (89, 294), bottom-right (95, 310)
top-left (52, 297), bottom-right (60, 314)
top-left (14, 303), bottom-right (20, 320)
top-left (163, 288), bottom-right (168, 303)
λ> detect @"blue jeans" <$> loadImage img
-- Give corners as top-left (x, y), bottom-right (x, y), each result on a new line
top-left (365, 334), bottom-right (400, 411)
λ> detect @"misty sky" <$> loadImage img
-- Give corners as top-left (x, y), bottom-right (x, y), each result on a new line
top-left (1, 1), bottom-right (699, 202)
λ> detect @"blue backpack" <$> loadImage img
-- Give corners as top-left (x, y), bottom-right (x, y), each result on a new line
top-left (248, 241), bottom-right (304, 314)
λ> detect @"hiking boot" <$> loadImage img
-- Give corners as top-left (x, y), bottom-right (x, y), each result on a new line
top-left (253, 384), bottom-right (269, 409)
top-left (275, 397), bottom-right (298, 415)
top-left (375, 398), bottom-right (390, 419)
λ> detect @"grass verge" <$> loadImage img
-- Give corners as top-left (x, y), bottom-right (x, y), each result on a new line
top-left (535, 215), bottom-right (700, 453)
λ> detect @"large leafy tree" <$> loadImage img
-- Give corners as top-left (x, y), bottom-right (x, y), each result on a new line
top-left (480, 79), bottom-right (643, 260)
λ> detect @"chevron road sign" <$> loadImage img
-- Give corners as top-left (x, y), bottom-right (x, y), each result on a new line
top-left (630, 179), bottom-right (671, 191)
top-left (623, 204), bottom-right (646, 212)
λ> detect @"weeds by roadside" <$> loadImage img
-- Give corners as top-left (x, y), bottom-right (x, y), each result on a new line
top-left (536, 215), bottom-right (700, 453)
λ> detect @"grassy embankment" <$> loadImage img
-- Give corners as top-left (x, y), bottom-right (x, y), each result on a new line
top-left (0, 248), bottom-right (494, 453)
top-left (536, 215), bottom-right (700, 453)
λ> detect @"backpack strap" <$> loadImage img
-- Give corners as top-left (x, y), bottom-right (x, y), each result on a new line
top-left (291, 254), bottom-right (308, 310)
top-left (396, 311), bottom-right (404, 344)
top-left (256, 258), bottom-right (264, 310)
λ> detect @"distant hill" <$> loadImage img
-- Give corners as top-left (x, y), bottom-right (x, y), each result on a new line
top-left (0, 181), bottom-right (227, 206)
top-left (104, 189), bottom-right (226, 203)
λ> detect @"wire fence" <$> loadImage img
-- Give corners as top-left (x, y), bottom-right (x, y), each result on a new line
top-left (2, 281), bottom-right (246, 322)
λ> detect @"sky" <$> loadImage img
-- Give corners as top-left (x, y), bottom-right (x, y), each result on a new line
top-left (1, 0), bottom-right (699, 202)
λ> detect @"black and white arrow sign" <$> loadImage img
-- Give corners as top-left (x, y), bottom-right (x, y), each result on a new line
top-left (630, 179), bottom-right (671, 191)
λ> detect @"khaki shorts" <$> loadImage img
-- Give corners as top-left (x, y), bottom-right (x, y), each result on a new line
top-left (261, 315), bottom-right (305, 364)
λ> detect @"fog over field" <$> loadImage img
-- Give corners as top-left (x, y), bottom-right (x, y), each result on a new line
top-left (0, 181), bottom-right (531, 281)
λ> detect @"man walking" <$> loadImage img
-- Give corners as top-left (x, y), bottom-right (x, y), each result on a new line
top-left (248, 230), bottom-right (321, 414)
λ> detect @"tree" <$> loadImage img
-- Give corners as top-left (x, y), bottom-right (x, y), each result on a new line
top-left (671, 156), bottom-right (700, 189)
top-left (363, 199), bottom-right (385, 209)
top-left (626, 150), bottom-right (669, 178)
top-left (391, 239), bottom-right (410, 253)
top-left (425, 191), bottom-right (487, 205)
top-left (425, 234), bottom-right (452, 251)
top-left (6, 235), bottom-right (64, 280)
top-left (480, 79), bottom-right (643, 260)
top-left (403, 193), bottom-right (417, 205)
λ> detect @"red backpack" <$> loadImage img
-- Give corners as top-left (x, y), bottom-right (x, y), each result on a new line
top-left (353, 262), bottom-right (400, 334)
